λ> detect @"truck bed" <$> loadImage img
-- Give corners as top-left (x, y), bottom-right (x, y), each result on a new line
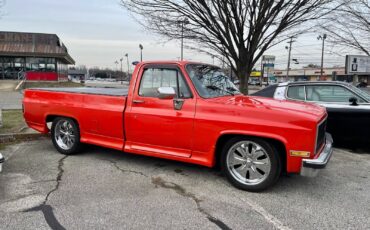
top-left (23, 87), bottom-right (127, 150)
top-left (29, 87), bottom-right (128, 96)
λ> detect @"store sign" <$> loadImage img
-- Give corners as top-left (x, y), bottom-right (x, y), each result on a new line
top-left (250, 71), bottom-right (261, 77)
top-left (262, 55), bottom-right (276, 62)
top-left (262, 55), bottom-right (276, 83)
top-left (346, 55), bottom-right (370, 74)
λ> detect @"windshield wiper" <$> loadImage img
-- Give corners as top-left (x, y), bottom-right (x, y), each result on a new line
top-left (206, 85), bottom-right (235, 96)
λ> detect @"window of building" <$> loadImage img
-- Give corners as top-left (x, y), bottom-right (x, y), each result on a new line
top-left (46, 64), bottom-right (56, 71)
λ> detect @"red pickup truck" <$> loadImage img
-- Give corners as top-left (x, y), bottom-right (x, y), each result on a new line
top-left (23, 61), bottom-right (333, 191)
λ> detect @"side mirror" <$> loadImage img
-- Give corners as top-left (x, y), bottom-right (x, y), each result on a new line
top-left (157, 87), bottom-right (176, 99)
top-left (349, 97), bottom-right (358, 106)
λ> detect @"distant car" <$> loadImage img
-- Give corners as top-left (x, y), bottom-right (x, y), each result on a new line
top-left (0, 153), bottom-right (4, 172)
top-left (249, 79), bottom-right (260, 85)
top-left (252, 81), bottom-right (370, 145)
top-left (356, 81), bottom-right (368, 88)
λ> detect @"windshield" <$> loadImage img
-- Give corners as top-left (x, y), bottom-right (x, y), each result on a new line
top-left (346, 83), bottom-right (370, 102)
top-left (186, 64), bottom-right (241, 98)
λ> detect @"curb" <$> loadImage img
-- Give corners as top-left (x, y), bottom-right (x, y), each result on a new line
top-left (0, 133), bottom-right (48, 144)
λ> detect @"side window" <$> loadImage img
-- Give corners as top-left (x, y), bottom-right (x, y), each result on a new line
top-left (287, 86), bottom-right (305, 100)
top-left (306, 85), bottom-right (364, 103)
top-left (139, 68), bottom-right (191, 98)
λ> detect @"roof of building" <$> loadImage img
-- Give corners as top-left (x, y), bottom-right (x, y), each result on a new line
top-left (0, 31), bottom-right (75, 64)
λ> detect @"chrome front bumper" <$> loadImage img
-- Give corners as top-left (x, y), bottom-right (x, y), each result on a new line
top-left (300, 133), bottom-right (333, 177)
top-left (0, 153), bottom-right (4, 172)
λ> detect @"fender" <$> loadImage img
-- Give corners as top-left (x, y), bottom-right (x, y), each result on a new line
top-left (219, 130), bottom-right (288, 146)
top-left (191, 130), bottom-right (289, 168)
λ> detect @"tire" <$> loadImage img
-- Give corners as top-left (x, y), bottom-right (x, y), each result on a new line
top-left (51, 117), bottom-right (81, 155)
top-left (221, 137), bottom-right (281, 192)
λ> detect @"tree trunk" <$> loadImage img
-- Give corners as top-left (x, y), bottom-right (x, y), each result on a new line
top-left (236, 65), bottom-right (252, 95)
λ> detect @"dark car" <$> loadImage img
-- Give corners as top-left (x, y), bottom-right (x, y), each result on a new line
top-left (356, 81), bottom-right (368, 88)
top-left (252, 81), bottom-right (370, 145)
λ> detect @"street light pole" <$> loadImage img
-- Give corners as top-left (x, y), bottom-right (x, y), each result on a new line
top-left (139, 44), bottom-right (143, 62)
top-left (115, 61), bottom-right (119, 70)
top-left (120, 58), bottom-right (123, 85)
top-left (318, 34), bottom-right (327, 79)
top-left (125, 53), bottom-right (130, 81)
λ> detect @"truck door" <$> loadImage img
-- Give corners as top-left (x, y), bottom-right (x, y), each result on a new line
top-left (125, 64), bottom-right (195, 158)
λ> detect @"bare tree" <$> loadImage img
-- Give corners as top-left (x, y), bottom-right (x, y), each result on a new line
top-left (122, 0), bottom-right (336, 94)
top-left (0, 0), bottom-right (5, 16)
top-left (321, 0), bottom-right (370, 56)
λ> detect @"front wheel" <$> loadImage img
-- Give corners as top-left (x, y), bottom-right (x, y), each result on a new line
top-left (221, 137), bottom-right (281, 192)
top-left (51, 117), bottom-right (81, 155)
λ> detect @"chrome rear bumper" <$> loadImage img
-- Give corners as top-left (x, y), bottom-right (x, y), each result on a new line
top-left (300, 133), bottom-right (333, 177)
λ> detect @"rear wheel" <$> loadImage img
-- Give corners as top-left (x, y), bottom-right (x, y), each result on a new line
top-left (51, 117), bottom-right (81, 155)
top-left (221, 137), bottom-right (281, 192)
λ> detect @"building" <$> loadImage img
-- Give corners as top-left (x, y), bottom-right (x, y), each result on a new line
top-left (273, 67), bottom-right (351, 82)
top-left (0, 31), bottom-right (75, 81)
top-left (68, 69), bottom-right (87, 82)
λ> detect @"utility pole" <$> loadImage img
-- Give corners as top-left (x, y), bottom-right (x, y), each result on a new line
top-left (181, 21), bottom-right (184, 61)
top-left (318, 34), bottom-right (327, 80)
top-left (285, 37), bottom-right (294, 81)
top-left (180, 19), bottom-right (188, 61)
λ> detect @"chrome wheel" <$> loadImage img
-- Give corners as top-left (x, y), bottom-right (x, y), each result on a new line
top-left (226, 141), bottom-right (271, 186)
top-left (54, 119), bottom-right (76, 150)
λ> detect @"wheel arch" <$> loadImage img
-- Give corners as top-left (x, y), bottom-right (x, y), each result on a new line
top-left (45, 114), bottom-right (80, 131)
top-left (214, 132), bottom-right (287, 173)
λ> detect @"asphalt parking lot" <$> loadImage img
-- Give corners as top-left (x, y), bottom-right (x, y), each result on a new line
top-left (0, 138), bottom-right (370, 230)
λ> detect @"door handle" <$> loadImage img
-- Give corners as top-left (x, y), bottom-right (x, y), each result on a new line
top-left (133, 100), bottom-right (145, 104)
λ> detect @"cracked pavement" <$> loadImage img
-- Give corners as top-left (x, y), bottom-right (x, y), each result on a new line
top-left (0, 138), bottom-right (370, 229)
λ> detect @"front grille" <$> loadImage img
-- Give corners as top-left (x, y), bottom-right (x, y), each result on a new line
top-left (316, 118), bottom-right (327, 154)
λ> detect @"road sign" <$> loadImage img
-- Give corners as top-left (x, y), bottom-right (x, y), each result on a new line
top-left (346, 55), bottom-right (370, 74)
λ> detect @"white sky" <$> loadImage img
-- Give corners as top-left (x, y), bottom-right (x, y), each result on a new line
top-left (1, 0), bottom-right (363, 71)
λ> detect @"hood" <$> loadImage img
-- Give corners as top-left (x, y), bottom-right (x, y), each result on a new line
top-left (207, 95), bottom-right (326, 122)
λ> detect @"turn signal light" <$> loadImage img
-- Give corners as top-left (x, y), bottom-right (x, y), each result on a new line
top-left (290, 151), bottom-right (310, 157)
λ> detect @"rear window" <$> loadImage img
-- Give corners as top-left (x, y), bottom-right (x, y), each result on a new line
top-left (287, 86), bottom-right (305, 100)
